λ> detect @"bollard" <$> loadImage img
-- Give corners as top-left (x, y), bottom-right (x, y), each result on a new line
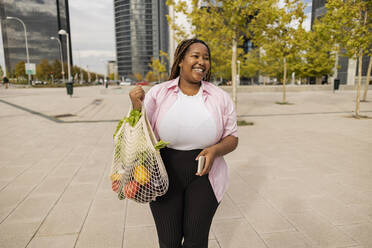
top-left (66, 82), bottom-right (73, 97)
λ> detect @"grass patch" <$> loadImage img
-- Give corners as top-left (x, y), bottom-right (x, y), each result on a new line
top-left (275, 101), bottom-right (294, 105)
top-left (237, 120), bottom-right (254, 126)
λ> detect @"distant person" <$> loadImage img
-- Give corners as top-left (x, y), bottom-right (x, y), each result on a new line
top-left (3, 76), bottom-right (9, 89)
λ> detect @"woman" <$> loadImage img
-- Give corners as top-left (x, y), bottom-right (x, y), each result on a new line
top-left (117, 38), bottom-right (238, 248)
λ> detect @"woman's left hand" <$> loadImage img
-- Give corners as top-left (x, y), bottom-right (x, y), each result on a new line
top-left (195, 146), bottom-right (218, 176)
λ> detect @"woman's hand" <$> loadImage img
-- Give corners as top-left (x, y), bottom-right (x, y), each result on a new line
top-left (129, 86), bottom-right (145, 110)
top-left (195, 146), bottom-right (218, 176)
top-left (112, 180), bottom-right (120, 192)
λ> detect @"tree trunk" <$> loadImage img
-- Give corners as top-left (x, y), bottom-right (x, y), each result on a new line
top-left (232, 34), bottom-right (238, 111)
top-left (362, 56), bottom-right (372, 101)
top-left (282, 57), bottom-right (287, 103)
top-left (316, 76), bottom-right (322, 85)
top-left (355, 53), bottom-right (363, 118)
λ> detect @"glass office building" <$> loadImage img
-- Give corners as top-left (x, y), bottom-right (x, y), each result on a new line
top-left (0, 0), bottom-right (72, 74)
top-left (114, 0), bottom-right (169, 78)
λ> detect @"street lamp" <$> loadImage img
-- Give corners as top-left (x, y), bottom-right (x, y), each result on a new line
top-left (6, 16), bottom-right (31, 85)
top-left (58, 29), bottom-right (71, 82)
top-left (50, 36), bottom-right (65, 83)
top-left (237, 60), bottom-right (241, 86)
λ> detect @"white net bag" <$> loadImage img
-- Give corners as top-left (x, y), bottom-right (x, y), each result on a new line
top-left (110, 105), bottom-right (169, 203)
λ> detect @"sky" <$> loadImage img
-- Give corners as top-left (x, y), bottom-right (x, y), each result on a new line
top-left (0, 0), bottom-right (313, 76)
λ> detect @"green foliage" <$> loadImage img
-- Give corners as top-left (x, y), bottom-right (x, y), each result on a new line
top-left (36, 59), bottom-right (52, 81)
top-left (124, 110), bottom-right (142, 127)
top-left (323, 0), bottom-right (372, 58)
top-left (51, 59), bottom-right (62, 79)
top-left (15, 61), bottom-right (26, 78)
top-left (148, 51), bottom-right (168, 82)
top-left (113, 118), bottom-right (125, 139)
top-left (145, 71), bottom-right (158, 82)
top-left (166, 0), bottom-right (276, 81)
top-left (154, 140), bottom-right (170, 150)
top-left (299, 19), bottom-right (336, 78)
top-left (251, 0), bottom-right (306, 79)
top-left (0, 65), bottom-right (3, 78)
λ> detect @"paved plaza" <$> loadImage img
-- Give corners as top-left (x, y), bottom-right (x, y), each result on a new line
top-left (0, 85), bottom-right (372, 248)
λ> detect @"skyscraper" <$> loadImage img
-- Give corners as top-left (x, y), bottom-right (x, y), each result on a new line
top-left (114, 0), bottom-right (169, 79)
top-left (0, 0), bottom-right (72, 75)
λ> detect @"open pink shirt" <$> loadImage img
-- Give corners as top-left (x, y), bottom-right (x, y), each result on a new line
top-left (144, 76), bottom-right (238, 202)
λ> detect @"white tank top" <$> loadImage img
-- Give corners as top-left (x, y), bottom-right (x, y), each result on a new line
top-left (157, 88), bottom-right (217, 150)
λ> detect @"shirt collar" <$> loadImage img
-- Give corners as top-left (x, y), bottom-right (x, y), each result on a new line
top-left (167, 76), bottom-right (211, 95)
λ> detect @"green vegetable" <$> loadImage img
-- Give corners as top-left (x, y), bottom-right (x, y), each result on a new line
top-left (154, 140), bottom-right (169, 150)
top-left (113, 118), bottom-right (125, 139)
top-left (124, 110), bottom-right (142, 127)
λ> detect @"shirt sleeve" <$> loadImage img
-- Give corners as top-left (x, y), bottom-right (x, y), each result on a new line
top-left (143, 86), bottom-right (157, 127)
top-left (221, 93), bottom-right (238, 139)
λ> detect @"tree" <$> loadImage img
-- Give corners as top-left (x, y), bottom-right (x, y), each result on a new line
top-left (145, 71), bottom-right (158, 82)
top-left (362, 56), bottom-right (372, 101)
top-left (299, 19), bottom-right (336, 83)
top-left (148, 51), bottom-right (168, 82)
top-left (51, 59), bottom-right (62, 80)
top-left (323, 0), bottom-right (372, 118)
top-left (167, 0), bottom-right (276, 110)
top-left (36, 59), bottom-right (52, 81)
top-left (241, 48), bottom-right (260, 83)
top-left (133, 72), bottom-right (143, 82)
top-left (251, 0), bottom-right (306, 103)
top-left (15, 61), bottom-right (26, 78)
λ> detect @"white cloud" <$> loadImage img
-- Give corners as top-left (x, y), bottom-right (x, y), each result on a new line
top-left (69, 0), bottom-right (116, 75)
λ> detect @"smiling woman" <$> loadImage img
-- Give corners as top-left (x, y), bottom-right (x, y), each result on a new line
top-left (118, 38), bottom-right (239, 248)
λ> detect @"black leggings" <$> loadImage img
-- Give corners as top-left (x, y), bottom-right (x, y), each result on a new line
top-left (150, 147), bottom-right (219, 248)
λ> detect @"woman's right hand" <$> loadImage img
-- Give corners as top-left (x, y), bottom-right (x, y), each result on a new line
top-left (129, 86), bottom-right (145, 110)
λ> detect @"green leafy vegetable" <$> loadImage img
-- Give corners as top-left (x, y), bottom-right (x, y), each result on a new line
top-left (124, 110), bottom-right (142, 127)
top-left (113, 118), bottom-right (125, 139)
top-left (154, 140), bottom-right (169, 150)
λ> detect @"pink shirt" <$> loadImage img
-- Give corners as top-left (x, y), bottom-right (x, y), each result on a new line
top-left (144, 76), bottom-right (238, 202)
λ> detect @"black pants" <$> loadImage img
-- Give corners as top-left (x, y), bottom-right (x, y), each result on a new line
top-left (150, 148), bottom-right (219, 248)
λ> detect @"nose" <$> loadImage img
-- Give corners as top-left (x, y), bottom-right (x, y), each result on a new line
top-left (197, 57), bottom-right (205, 66)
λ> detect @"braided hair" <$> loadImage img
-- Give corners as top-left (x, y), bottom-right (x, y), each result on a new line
top-left (169, 38), bottom-right (211, 82)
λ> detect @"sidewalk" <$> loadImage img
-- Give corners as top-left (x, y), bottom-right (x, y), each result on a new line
top-left (0, 86), bottom-right (372, 248)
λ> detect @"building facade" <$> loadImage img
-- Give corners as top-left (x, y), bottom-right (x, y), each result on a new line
top-left (0, 0), bottom-right (72, 76)
top-left (311, 0), bottom-right (370, 85)
top-left (114, 0), bottom-right (169, 79)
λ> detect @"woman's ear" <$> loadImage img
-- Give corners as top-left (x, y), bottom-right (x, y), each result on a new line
top-left (178, 59), bottom-right (183, 68)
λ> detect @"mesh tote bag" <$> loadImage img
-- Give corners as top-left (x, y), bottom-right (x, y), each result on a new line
top-left (110, 105), bottom-right (169, 203)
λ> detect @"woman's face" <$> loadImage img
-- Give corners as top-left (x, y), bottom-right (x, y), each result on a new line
top-left (179, 43), bottom-right (210, 84)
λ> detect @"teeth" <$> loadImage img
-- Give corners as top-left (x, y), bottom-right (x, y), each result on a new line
top-left (193, 68), bottom-right (203, 72)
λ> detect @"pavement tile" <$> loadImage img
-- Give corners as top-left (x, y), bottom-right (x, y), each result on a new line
top-left (286, 211), bottom-right (358, 247)
top-left (27, 234), bottom-right (78, 248)
top-left (5, 194), bottom-right (57, 224)
top-left (74, 198), bottom-right (126, 248)
top-left (123, 226), bottom-right (159, 248)
top-left (212, 218), bottom-right (267, 248)
top-left (339, 223), bottom-right (372, 248)
top-left (37, 202), bottom-right (91, 236)
top-left (214, 194), bottom-right (244, 221)
top-left (238, 199), bottom-right (295, 234)
top-left (304, 194), bottom-right (368, 226)
top-left (261, 231), bottom-right (317, 248)
top-left (125, 200), bottom-right (155, 227)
